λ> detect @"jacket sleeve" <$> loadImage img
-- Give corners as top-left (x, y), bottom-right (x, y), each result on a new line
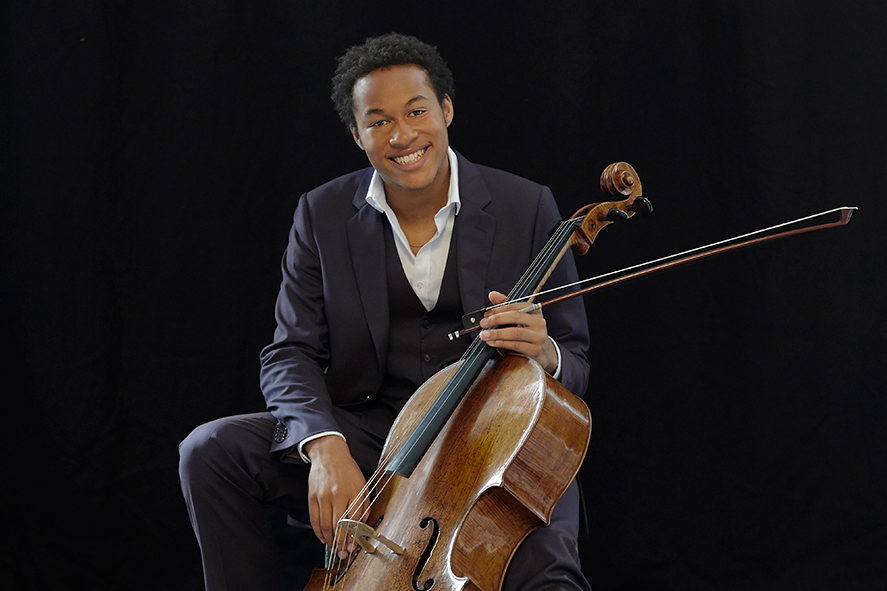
top-left (259, 195), bottom-right (341, 455)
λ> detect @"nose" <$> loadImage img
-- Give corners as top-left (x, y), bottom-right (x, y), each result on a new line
top-left (389, 120), bottom-right (417, 147)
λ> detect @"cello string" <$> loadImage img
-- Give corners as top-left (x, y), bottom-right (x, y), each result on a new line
top-left (323, 216), bottom-right (582, 579)
top-left (506, 217), bottom-right (579, 304)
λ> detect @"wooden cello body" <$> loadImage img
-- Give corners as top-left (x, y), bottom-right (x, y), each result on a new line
top-left (304, 355), bottom-right (590, 591)
top-left (303, 163), bottom-right (647, 591)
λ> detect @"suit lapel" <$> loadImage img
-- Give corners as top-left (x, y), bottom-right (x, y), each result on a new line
top-left (347, 175), bottom-right (389, 377)
top-left (454, 155), bottom-right (496, 315)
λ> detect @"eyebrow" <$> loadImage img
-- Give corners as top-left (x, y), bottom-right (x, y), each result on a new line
top-left (361, 95), bottom-right (432, 119)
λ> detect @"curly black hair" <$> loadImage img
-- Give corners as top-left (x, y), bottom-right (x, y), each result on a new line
top-left (331, 33), bottom-right (455, 131)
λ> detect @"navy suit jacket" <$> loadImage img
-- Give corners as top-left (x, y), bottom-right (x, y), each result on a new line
top-left (259, 152), bottom-right (591, 456)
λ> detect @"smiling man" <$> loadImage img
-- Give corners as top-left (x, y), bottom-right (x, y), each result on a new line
top-left (179, 33), bottom-right (591, 591)
top-left (351, 64), bottom-right (454, 208)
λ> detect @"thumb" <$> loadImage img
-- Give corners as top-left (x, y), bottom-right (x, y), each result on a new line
top-left (487, 290), bottom-right (507, 305)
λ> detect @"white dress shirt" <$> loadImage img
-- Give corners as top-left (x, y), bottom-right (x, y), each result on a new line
top-left (365, 147), bottom-right (461, 311)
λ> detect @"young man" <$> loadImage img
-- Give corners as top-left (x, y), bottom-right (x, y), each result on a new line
top-left (179, 33), bottom-right (591, 590)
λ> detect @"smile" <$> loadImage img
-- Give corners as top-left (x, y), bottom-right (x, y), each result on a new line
top-left (392, 148), bottom-right (426, 165)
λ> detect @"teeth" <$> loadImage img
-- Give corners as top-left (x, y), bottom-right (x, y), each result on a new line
top-left (393, 148), bottom-right (426, 165)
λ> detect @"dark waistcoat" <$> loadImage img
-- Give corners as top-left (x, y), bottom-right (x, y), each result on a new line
top-left (378, 225), bottom-right (467, 414)
top-left (348, 226), bottom-right (468, 443)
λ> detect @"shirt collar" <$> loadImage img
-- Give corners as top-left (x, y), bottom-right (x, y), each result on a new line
top-left (365, 147), bottom-right (461, 216)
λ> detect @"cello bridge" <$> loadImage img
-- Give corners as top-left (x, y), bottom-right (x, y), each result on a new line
top-left (337, 519), bottom-right (405, 555)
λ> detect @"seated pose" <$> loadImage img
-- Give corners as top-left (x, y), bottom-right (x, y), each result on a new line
top-left (179, 32), bottom-right (592, 591)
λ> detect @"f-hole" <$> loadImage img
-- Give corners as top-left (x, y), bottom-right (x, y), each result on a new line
top-left (412, 517), bottom-right (439, 591)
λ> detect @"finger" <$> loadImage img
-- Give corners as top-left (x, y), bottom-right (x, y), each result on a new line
top-left (335, 490), bottom-right (369, 557)
top-left (321, 491), bottom-right (345, 549)
top-left (482, 322), bottom-right (548, 349)
top-left (342, 497), bottom-right (368, 554)
top-left (483, 302), bottom-right (525, 321)
top-left (482, 311), bottom-right (546, 335)
top-left (310, 499), bottom-right (331, 547)
top-left (481, 328), bottom-right (532, 350)
top-left (332, 498), bottom-right (352, 558)
top-left (320, 504), bottom-right (336, 548)
top-left (482, 340), bottom-right (535, 360)
top-left (487, 290), bottom-right (508, 306)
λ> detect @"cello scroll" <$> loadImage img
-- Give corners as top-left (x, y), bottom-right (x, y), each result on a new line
top-left (569, 162), bottom-right (652, 256)
top-left (453, 162), bottom-right (651, 335)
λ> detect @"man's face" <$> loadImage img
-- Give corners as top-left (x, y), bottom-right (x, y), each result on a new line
top-left (350, 65), bottom-right (454, 200)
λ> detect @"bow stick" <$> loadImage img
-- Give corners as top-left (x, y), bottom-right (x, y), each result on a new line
top-left (449, 206), bottom-right (857, 340)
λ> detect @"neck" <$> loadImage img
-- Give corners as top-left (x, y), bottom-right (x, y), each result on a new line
top-left (385, 168), bottom-right (450, 224)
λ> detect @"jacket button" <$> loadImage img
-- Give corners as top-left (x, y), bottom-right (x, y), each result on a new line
top-left (422, 319), bottom-right (431, 329)
top-left (423, 354), bottom-right (432, 363)
top-left (273, 424), bottom-right (288, 443)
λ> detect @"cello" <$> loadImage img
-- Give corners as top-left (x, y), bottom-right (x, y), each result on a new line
top-left (302, 162), bottom-right (649, 591)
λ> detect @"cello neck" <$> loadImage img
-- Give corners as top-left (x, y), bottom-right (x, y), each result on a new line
top-left (383, 216), bottom-right (583, 478)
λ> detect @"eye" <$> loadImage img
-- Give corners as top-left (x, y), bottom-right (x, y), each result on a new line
top-left (409, 109), bottom-right (427, 117)
top-left (369, 119), bottom-right (388, 128)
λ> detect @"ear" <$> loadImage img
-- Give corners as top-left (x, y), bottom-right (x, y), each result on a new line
top-left (350, 125), bottom-right (365, 150)
top-left (442, 95), bottom-right (454, 127)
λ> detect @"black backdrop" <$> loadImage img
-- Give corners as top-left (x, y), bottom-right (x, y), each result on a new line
top-left (3, 1), bottom-right (885, 589)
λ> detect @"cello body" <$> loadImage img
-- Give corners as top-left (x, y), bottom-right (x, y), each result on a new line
top-left (303, 354), bottom-right (591, 591)
top-left (303, 163), bottom-right (647, 590)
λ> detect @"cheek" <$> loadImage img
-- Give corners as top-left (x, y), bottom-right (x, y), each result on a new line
top-left (357, 135), bottom-right (378, 155)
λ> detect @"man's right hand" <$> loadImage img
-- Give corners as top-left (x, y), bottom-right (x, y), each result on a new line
top-left (304, 435), bottom-right (368, 560)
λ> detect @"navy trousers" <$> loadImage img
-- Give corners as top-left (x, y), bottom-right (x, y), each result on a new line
top-left (179, 411), bottom-right (590, 591)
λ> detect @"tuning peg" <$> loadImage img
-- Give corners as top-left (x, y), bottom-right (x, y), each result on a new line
top-left (631, 197), bottom-right (653, 215)
top-left (606, 208), bottom-right (630, 224)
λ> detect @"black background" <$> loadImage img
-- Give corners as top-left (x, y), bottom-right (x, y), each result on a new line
top-left (3, 1), bottom-right (885, 589)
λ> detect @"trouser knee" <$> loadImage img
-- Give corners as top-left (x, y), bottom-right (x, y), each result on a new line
top-left (178, 418), bottom-right (237, 491)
